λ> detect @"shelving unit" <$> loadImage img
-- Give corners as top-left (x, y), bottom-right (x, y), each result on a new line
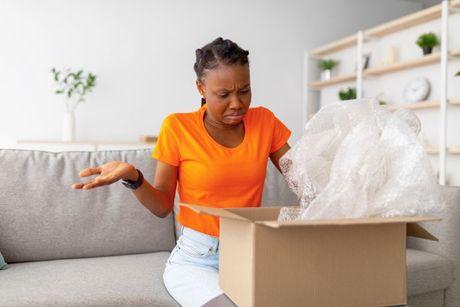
top-left (309, 0), bottom-right (460, 56)
top-left (308, 49), bottom-right (460, 89)
top-left (304, 0), bottom-right (460, 186)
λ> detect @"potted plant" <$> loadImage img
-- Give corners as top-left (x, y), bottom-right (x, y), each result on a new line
top-left (338, 87), bottom-right (356, 101)
top-left (375, 93), bottom-right (388, 106)
top-left (456, 71), bottom-right (460, 77)
top-left (318, 59), bottom-right (338, 81)
top-left (416, 32), bottom-right (439, 55)
top-left (51, 67), bottom-right (97, 142)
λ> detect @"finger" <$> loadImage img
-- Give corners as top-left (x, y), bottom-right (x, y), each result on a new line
top-left (79, 167), bottom-right (101, 177)
top-left (71, 183), bottom-right (85, 189)
top-left (82, 179), bottom-right (106, 190)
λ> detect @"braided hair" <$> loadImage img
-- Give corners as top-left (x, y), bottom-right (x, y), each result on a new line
top-left (194, 37), bottom-right (250, 106)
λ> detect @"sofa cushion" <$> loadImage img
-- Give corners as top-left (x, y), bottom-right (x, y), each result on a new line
top-left (0, 149), bottom-right (175, 263)
top-left (407, 185), bottom-right (460, 307)
top-left (407, 248), bottom-right (454, 296)
top-left (0, 252), bottom-right (178, 307)
top-left (0, 252), bottom-right (7, 269)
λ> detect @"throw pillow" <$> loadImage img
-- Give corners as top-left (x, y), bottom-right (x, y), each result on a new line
top-left (0, 252), bottom-right (8, 269)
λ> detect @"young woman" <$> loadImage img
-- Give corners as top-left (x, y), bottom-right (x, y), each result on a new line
top-left (71, 37), bottom-right (291, 306)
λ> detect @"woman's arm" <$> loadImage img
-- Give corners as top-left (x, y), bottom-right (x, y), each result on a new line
top-left (72, 160), bottom-right (178, 219)
top-left (269, 143), bottom-right (290, 173)
top-left (130, 161), bottom-right (178, 218)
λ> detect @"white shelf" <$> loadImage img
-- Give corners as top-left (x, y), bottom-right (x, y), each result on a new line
top-left (308, 50), bottom-right (460, 89)
top-left (387, 98), bottom-right (460, 111)
top-left (425, 147), bottom-right (460, 155)
top-left (308, 73), bottom-right (356, 89)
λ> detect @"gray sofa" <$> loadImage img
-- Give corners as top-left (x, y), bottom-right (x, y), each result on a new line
top-left (0, 148), bottom-right (458, 306)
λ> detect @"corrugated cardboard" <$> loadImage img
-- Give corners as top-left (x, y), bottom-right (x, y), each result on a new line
top-left (179, 202), bottom-right (440, 307)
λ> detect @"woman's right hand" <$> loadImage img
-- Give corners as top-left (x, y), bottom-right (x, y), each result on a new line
top-left (71, 161), bottom-right (137, 190)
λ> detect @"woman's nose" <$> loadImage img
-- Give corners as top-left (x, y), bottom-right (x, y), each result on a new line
top-left (229, 95), bottom-right (243, 110)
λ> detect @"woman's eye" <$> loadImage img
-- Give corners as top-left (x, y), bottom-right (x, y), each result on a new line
top-left (240, 89), bottom-right (249, 94)
top-left (219, 93), bottom-right (228, 98)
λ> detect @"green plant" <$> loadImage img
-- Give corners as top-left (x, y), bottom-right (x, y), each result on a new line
top-left (375, 93), bottom-right (387, 106)
top-left (338, 87), bottom-right (357, 100)
top-left (51, 67), bottom-right (97, 112)
top-left (456, 71), bottom-right (460, 77)
top-left (416, 32), bottom-right (439, 48)
top-left (318, 59), bottom-right (338, 71)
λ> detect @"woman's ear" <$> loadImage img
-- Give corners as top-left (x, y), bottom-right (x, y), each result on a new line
top-left (196, 80), bottom-right (205, 96)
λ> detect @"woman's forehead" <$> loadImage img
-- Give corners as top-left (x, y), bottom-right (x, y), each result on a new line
top-left (203, 64), bottom-right (250, 88)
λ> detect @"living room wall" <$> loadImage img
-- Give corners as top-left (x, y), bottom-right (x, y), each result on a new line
top-left (0, 0), bottom-right (426, 147)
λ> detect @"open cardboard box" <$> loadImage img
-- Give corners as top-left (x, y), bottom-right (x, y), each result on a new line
top-left (179, 202), bottom-right (440, 307)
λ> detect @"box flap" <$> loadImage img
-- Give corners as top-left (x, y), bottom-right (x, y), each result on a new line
top-left (407, 222), bottom-right (438, 241)
top-left (178, 202), bottom-right (250, 221)
top-left (256, 216), bottom-right (441, 228)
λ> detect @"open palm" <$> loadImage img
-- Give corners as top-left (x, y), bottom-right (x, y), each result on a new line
top-left (71, 161), bottom-right (134, 190)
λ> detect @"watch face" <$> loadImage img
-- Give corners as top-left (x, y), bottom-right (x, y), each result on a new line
top-left (403, 77), bottom-right (430, 103)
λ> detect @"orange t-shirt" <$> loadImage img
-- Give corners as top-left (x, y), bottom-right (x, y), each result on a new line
top-left (152, 104), bottom-right (291, 237)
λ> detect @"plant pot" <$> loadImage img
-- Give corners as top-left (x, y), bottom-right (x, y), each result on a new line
top-left (62, 110), bottom-right (76, 142)
top-left (422, 46), bottom-right (433, 55)
top-left (320, 69), bottom-right (331, 81)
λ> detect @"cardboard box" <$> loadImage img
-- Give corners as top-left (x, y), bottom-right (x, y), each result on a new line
top-left (180, 203), bottom-right (439, 307)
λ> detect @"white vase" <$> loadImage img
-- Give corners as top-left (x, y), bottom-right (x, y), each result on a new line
top-left (321, 69), bottom-right (331, 81)
top-left (62, 110), bottom-right (76, 142)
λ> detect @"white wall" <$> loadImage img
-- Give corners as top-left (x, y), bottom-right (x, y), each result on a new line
top-left (0, 0), bottom-right (425, 147)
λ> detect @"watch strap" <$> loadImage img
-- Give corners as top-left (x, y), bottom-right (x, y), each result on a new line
top-left (121, 168), bottom-right (144, 190)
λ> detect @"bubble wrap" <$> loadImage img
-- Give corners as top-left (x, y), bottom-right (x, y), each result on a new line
top-left (278, 98), bottom-right (443, 222)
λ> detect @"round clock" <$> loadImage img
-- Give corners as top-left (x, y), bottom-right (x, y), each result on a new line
top-left (403, 77), bottom-right (431, 103)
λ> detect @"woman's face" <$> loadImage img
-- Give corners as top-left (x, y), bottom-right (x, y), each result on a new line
top-left (196, 63), bottom-right (251, 126)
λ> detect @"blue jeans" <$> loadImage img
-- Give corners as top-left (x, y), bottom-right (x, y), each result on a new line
top-left (163, 226), bottom-right (223, 307)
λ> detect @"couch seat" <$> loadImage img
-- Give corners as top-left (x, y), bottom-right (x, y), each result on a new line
top-left (0, 251), bottom-right (178, 307)
top-left (407, 248), bottom-right (454, 297)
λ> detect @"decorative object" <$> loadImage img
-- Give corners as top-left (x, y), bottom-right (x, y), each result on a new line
top-left (51, 68), bottom-right (97, 142)
top-left (387, 45), bottom-right (398, 65)
top-left (355, 54), bottom-right (371, 71)
top-left (403, 77), bottom-right (431, 103)
top-left (139, 135), bottom-right (158, 143)
top-left (456, 71), bottom-right (460, 77)
top-left (416, 32), bottom-right (439, 55)
top-left (318, 59), bottom-right (338, 81)
top-left (362, 53), bottom-right (371, 70)
top-left (338, 87), bottom-right (356, 101)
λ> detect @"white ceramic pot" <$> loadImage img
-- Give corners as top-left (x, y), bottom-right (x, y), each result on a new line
top-left (62, 110), bottom-right (76, 142)
top-left (320, 69), bottom-right (331, 81)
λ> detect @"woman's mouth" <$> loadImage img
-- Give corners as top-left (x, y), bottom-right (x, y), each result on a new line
top-left (225, 114), bottom-right (245, 121)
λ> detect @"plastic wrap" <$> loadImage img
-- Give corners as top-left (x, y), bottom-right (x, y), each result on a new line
top-left (278, 98), bottom-right (443, 222)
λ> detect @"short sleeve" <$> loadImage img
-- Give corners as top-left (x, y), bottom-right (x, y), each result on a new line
top-left (152, 115), bottom-right (181, 166)
top-left (270, 114), bottom-right (291, 154)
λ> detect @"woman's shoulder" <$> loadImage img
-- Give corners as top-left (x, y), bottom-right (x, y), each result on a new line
top-left (162, 108), bottom-right (202, 127)
top-left (247, 105), bottom-right (276, 121)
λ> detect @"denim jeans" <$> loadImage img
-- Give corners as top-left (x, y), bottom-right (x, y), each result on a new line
top-left (163, 226), bottom-right (223, 307)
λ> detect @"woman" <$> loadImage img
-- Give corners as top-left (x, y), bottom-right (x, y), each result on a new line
top-left (71, 37), bottom-right (291, 306)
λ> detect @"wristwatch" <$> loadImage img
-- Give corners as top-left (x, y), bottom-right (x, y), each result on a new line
top-left (121, 168), bottom-right (144, 190)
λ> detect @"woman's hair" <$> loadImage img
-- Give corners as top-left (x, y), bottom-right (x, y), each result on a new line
top-left (194, 37), bottom-right (250, 106)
